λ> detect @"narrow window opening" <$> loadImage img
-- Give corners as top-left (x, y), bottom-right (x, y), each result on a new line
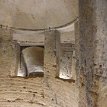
top-left (57, 43), bottom-right (73, 80)
top-left (17, 45), bottom-right (44, 78)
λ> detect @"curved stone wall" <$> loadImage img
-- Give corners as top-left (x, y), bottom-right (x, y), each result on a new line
top-left (0, 28), bottom-right (79, 107)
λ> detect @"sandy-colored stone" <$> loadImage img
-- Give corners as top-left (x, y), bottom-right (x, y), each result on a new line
top-left (79, 0), bottom-right (107, 107)
top-left (0, 29), bottom-right (79, 107)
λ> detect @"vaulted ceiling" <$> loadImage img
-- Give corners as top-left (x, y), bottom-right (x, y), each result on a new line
top-left (0, 0), bottom-right (78, 29)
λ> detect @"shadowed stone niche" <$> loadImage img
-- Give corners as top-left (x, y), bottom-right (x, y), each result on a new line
top-left (16, 45), bottom-right (44, 78)
top-left (58, 43), bottom-right (74, 80)
top-left (55, 31), bottom-right (75, 80)
top-left (56, 43), bottom-right (74, 80)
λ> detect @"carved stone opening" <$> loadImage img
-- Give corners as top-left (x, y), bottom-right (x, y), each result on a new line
top-left (56, 43), bottom-right (74, 80)
top-left (17, 45), bottom-right (44, 77)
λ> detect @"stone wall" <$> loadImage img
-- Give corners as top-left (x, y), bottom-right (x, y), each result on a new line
top-left (0, 29), bottom-right (79, 107)
top-left (78, 0), bottom-right (107, 107)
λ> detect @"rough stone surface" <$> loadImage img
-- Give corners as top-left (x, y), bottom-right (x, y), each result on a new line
top-left (0, 0), bottom-right (78, 29)
top-left (0, 0), bottom-right (107, 107)
top-left (0, 29), bottom-right (79, 107)
top-left (22, 47), bottom-right (44, 77)
top-left (78, 0), bottom-right (107, 107)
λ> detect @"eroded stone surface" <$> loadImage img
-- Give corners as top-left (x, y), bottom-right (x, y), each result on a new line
top-left (0, 29), bottom-right (79, 107)
top-left (78, 0), bottom-right (107, 107)
top-left (0, 0), bottom-right (78, 29)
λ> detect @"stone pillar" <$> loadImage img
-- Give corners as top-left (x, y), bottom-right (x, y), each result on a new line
top-left (44, 30), bottom-right (59, 77)
top-left (11, 42), bottom-right (20, 77)
top-left (95, 1), bottom-right (107, 107)
top-left (75, 21), bottom-right (80, 83)
top-left (44, 30), bottom-right (57, 105)
top-left (0, 27), bottom-right (17, 77)
top-left (79, 0), bottom-right (107, 107)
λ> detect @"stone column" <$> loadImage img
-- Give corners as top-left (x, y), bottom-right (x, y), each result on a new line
top-left (44, 30), bottom-right (61, 106)
top-left (44, 30), bottom-right (57, 105)
top-left (0, 27), bottom-right (17, 77)
top-left (79, 0), bottom-right (107, 107)
top-left (44, 30), bottom-right (57, 77)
